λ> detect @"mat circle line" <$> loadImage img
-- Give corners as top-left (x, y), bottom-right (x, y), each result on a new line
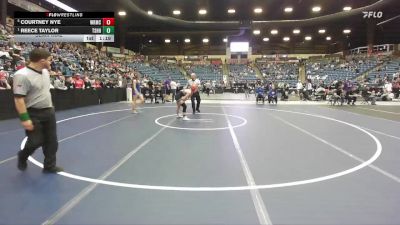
top-left (24, 105), bottom-right (382, 191)
top-left (155, 113), bottom-right (247, 130)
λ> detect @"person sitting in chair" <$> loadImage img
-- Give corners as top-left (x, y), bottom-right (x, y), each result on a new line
top-left (256, 85), bottom-right (265, 104)
top-left (141, 84), bottom-right (153, 103)
top-left (345, 86), bottom-right (357, 105)
top-left (361, 84), bottom-right (376, 105)
top-left (153, 84), bottom-right (163, 104)
top-left (333, 86), bottom-right (345, 106)
top-left (268, 87), bottom-right (278, 104)
top-left (315, 86), bottom-right (327, 101)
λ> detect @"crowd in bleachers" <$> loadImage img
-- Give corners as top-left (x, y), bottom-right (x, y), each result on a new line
top-left (306, 56), bottom-right (378, 83)
top-left (288, 76), bottom-right (399, 104)
top-left (149, 58), bottom-right (187, 84)
top-left (228, 64), bottom-right (257, 82)
top-left (242, 54), bottom-right (399, 103)
top-left (256, 62), bottom-right (298, 88)
top-left (367, 58), bottom-right (400, 83)
top-left (258, 62), bottom-right (298, 80)
top-left (1, 20), bottom-right (191, 94)
top-left (302, 55), bottom-right (399, 102)
top-left (1, 19), bottom-right (399, 103)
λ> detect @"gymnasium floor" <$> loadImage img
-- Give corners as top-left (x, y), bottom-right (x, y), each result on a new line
top-left (0, 97), bottom-right (399, 225)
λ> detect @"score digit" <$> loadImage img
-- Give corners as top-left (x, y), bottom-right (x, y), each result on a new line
top-left (102, 18), bottom-right (114, 26)
top-left (102, 26), bottom-right (114, 34)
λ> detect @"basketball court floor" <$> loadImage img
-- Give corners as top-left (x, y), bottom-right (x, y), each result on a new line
top-left (0, 97), bottom-right (399, 225)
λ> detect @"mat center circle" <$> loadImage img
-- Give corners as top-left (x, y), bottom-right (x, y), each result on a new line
top-left (154, 113), bottom-right (247, 130)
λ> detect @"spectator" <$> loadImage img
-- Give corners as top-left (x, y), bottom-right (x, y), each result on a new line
top-left (65, 76), bottom-right (75, 90)
top-left (147, 78), bottom-right (154, 89)
top-left (74, 74), bottom-right (84, 89)
top-left (0, 71), bottom-right (11, 90)
top-left (105, 79), bottom-right (114, 88)
top-left (393, 77), bottom-right (400, 98)
top-left (93, 79), bottom-right (102, 89)
top-left (16, 60), bottom-right (26, 70)
top-left (84, 76), bottom-right (92, 89)
top-left (384, 80), bottom-right (392, 94)
top-left (53, 75), bottom-right (68, 90)
top-left (117, 75), bottom-right (123, 88)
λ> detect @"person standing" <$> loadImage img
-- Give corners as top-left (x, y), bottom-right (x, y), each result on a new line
top-left (187, 73), bottom-right (201, 114)
top-left (205, 80), bottom-right (212, 96)
top-left (163, 76), bottom-right (171, 102)
top-left (131, 73), bottom-right (144, 113)
top-left (296, 80), bottom-right (303, 100)
top-left (243, 80), bottom-right (250, 99)
top-left (13, 48), bottom-right (63, 173)
top-left (170, 79), bottom-right (177, 102)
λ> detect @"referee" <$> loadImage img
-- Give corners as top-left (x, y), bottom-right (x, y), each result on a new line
top-left (13, 48), bottom-right (63, 173)
top-left (187, 73), bottom-right (201, 114)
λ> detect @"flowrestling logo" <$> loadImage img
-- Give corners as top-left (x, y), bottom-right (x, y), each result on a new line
top-left (363, 11), bottom-right (383, 19)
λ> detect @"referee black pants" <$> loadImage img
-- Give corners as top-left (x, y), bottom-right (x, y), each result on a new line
top-left (19, 107), bottom-right (58, 169)
top-left (191, 91), bottom-right (201, 112)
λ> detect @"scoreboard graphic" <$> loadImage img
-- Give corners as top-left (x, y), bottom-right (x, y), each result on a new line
top-left (14, 12), bottom-right (115, 42)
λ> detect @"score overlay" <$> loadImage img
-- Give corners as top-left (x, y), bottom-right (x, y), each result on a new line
top-left (14, 12), bottom-right (115, 42)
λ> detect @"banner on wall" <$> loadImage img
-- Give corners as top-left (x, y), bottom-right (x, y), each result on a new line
top-left (106, 46), bottom-right (120, 54)
top-left (187, 56), bottom-right (200, 60)
top-left (211, 59), bottom-right (222, 65)
top-left (112, 53), bottom-right (125, 58)
top-left (167, 59), bottom-right (176, 64)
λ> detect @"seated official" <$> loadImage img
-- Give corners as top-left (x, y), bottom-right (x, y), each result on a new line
top-left (333, 88), bottom-right (345, 105)
top-left (361, 85), bottom-right (376, 105)
top-left (268, 88), bottom-right (278, 104)
top-left (256, 86), bottom-right (265, 103)
top-left (315, 86), bottom-right (327, 100)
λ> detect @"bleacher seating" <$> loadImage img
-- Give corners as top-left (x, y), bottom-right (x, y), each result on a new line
top-left (368, 58), bottom-right (400, 81)
top-left (152, 62), bottom-right (187, 84)
top-left (186, 64), bottom-right (223, 81)
top-left (128, 61), bottom-right (186, 84)
top-left (228, 64), bottom-right (258, 82)
top-left (257, 62), bottom-right (298, 87)
top-left (2, 19), bottom-right (399, 96)
top-left (306, 57), bottom-right (378, 82)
